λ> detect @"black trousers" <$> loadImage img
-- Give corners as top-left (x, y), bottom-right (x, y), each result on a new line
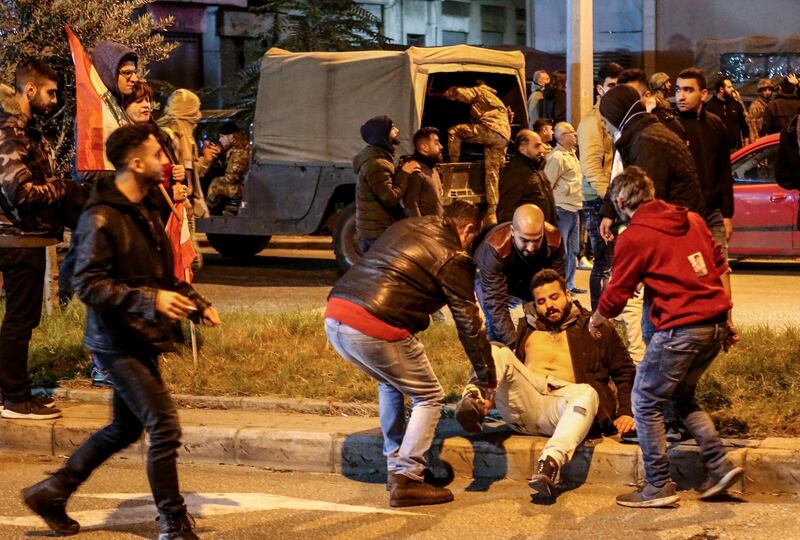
top-left (0, 247), bottom-right (45, 403)
top-left (55, 353), bottom-right (185, 515)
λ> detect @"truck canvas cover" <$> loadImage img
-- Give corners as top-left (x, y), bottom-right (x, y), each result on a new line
top-left (252, 45), bottom-right (527, 166)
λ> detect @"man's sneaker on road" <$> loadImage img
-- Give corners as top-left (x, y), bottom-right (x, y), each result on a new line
top-left (698, 466), bottom-right (745, 500)
top-left (158, 511), bottom-right (199, 540)
top-left (22, 476), bottom-right (80, 536)
top-left (33, 395), bottom-right (57, 408)
top-left (616, 481), bottom-right (680, 508)
top-left (388, 473), bottom-right (454, 507)
top-left (578, 256), bottom-right (594, 270)
top-left (621, 425), bottom-right (685, 444)
top-left (666, 422), bottom-right (688, 442)
top-left (91, 366), bottom-right (114, 388)
top-left (1, 400), bottom-right (62, 420)
top-left (570, 287), bottom-right (588, 295)
top-left (528, 455), bottom-right (559, 497)
top-left (620, 429), bottom-right (639, 444)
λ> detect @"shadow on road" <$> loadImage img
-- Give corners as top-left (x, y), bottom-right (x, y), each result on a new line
top-left (196, 253), bottom-right (339, 287)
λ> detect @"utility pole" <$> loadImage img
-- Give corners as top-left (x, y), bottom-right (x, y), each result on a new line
top-left (567, 0), bottom-right (594, 126)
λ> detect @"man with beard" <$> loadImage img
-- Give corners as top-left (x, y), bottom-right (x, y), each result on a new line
top-left (704, 76), bottom-right (749, 151)
top-left (497, 130), bottom-right (555, 224)
top-left (474, 204), bottom-right (565, 347)
top-left (397, 127), bottom-right (444, 218)
top-left (22, 124), bottom-right (220, 538)
top-left (533, 118), bottom-right (555, 154)
top-left (0, 60), bottom-right (80, 419)
top-left (353, 115), bottom-right (405, 253)
top-left (589, 166), bottom-right (742, 508)
top-left (455, 269), bottom-right (635, 498)
top-left (748, 78), bottom-right (773, 139)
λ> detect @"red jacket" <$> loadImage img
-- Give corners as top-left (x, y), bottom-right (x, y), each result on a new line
top-left (598, 200), bottom-right (731, 330)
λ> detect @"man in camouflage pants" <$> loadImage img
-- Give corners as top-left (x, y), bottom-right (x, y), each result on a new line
top-left (206, 121), bottom-right (250, 213)
top-left (436, 82), bottom-right (511, 227)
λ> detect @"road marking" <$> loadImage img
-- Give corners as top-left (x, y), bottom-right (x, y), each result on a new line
top-left (3, 492), bottom-right (418, 530)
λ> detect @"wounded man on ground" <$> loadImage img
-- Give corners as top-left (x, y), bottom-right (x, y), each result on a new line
top-left (456, 269), bottom-right (635, 499)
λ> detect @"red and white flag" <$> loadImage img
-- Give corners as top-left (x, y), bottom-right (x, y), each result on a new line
top-left (65, 25), bottom-right (126, 171)
top-left (165, 205), bottom-right (197, 284)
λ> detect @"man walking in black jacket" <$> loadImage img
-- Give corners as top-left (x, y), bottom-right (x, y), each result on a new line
top-left (325, 200), bottom-right (494, 508)
top-left (704, 77), bottom-right (749, 151)
top-left (456, 269), bottom-right (635, 498)
top-left (675, 68), bottom-right (735, 258)
top-left (22, 125), bottom-right (220, 539)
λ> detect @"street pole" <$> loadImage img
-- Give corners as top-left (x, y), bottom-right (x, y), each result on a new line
top-left (567, 0), bottom-right (594, 127)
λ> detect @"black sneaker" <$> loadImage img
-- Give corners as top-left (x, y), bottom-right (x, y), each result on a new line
top-left (1, 400), bottom-right (62, 420)
top-left (620, 429), bottom-right (639, 444)
top-left (616, 481), bottom-right (680, 508)
top-left (21, 476), bottom-right (79, 536)
top-left (698, 466), bottom-right (744, 499)
top-left (158, 511), bottom-right (199, 540)
top-left (569, 288), bottom-right (588, 295)
top-left (528, 456), bottom-right (559, 497)
top-left (666, 422), bottom-right (688, 443)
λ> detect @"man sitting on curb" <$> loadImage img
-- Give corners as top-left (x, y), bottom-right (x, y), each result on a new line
top-left (456, 269), bottom-right (635, 498)
top-left (590, 166), bottom-right (743, 508)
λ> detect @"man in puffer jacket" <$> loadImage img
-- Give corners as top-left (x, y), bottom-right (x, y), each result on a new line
top-left (353, 115), bottom-right (405, 253)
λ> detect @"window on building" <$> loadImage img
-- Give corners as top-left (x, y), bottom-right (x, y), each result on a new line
top-left (442, 31), bottom-right (468, 46)
top-left (442, 1), bottom-right (470, 18)
top-left (481, 5), bottom-right (506, 32)
top-left (481, 31), bottom-right (504, 46)
top-left (721, 52), bottom-right (800, 84)
top-left (407, 34), bottom-right (426, 47)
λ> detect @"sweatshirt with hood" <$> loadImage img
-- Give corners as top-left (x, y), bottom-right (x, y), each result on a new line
top-left (598, 199), bottom-right (731, 331)
top-left (91, 40), bottom-right (138, 102)
top-left (353, 116), bottom-right (406, 241)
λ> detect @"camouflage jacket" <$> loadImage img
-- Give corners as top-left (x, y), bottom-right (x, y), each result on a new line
top-left (0, 87), bottom-right (73, 247)
top-left (211, 133), bottom-right (249, 187)
top-left (443, 84), bottom-right (512, 141)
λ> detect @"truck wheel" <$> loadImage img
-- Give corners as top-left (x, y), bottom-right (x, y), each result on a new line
top-left (332, 203), bottom-right (360, 273)
top-left (206, 233), bottom-right (271, 258)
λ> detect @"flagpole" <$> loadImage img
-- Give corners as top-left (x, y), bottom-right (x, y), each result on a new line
top-left (159, 184), bottom-right (182, 220)
top-left (185, 267), bottom-right (200, 372)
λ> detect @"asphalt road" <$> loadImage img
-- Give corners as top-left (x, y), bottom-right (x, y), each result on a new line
top-left (1, 454), bottom-right (797, 539)
top-left (193, 238), bottom-right (800, 327)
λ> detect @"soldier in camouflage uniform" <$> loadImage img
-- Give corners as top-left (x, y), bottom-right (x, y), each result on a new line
top-left (0, 60), bottom-right (80, 419)
top-left (206, 122), bottom-right (249, 213)
top-left (435, 82), bottom-right (511, 227)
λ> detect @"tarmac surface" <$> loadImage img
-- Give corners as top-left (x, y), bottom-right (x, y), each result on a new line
top-left (1, 454), bottom-right (798, 539)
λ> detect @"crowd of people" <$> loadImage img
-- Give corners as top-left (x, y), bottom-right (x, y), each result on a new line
top-left (2, 42), bottom-right (799, 535)
top-left (323, 60), bottom-right (795, 510)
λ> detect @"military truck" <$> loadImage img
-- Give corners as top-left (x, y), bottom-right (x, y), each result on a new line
top-left (197, 45), bottom-right (528, 272)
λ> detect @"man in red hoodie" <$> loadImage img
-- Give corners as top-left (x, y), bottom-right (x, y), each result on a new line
top-left (588, 166), bottom-right (742, 508)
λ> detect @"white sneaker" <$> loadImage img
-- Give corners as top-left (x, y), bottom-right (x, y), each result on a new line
top-left (578, 256), bottom-right (594, 270)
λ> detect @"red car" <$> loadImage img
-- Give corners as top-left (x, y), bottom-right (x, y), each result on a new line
top-left (730, 134), bottom-right (800, 259)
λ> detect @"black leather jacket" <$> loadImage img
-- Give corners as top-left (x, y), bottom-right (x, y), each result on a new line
top-left (72, 177), bottom-right (211, 356)
top-left (329, 215), bottom-right (496, 389)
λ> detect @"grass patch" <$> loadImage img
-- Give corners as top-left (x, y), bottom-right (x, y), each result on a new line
top-left (6, 303), bottom-right (800, 437)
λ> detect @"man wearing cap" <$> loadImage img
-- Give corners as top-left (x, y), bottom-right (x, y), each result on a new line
top-left (206, 121), bottom-right (250, 214)
top-left (761, 74), bottom-right (800, 136)
top-left (748, 79), bottom-right (774, 139)
top-left (456, 269), bottom-right (634, 499)
top-left (353, 116), bottom-right (405, 253)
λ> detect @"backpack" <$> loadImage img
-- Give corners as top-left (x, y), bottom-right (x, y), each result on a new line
top-left (775, 114), bottom-right (800, 190)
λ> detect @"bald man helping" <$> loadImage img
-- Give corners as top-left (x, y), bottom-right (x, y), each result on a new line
top-left (474, 204), bottom-right (566, 346)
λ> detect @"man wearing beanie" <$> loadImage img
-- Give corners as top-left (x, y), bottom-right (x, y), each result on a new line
top-left (206, 121), bottom-right (250, 213)
top-left (353, 115), bottom-right (405, 253)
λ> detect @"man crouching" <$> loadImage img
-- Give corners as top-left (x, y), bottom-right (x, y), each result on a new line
top-left (456, 269), bottom-right (635, 498)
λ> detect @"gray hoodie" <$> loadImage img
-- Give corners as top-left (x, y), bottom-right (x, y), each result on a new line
top-left (91, 40), bottom-right (137, 101)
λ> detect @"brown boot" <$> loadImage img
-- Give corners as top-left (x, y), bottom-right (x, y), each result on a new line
top-left (388, 473), bottom-right (454, 508)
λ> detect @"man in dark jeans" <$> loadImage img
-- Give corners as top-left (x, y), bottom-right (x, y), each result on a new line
top-left (0, 59), bottom-right (77, 420)
top-left (589, 166), bottom-right (742, 508)
top-left (22, 124), bottom-right (221, 539)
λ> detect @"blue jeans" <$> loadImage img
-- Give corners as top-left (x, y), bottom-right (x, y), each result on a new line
top-left (633, 322), bottom-right (732, 487)
top-left (583, 198), bottom-right (612, 310)
top-left (556, 208), bottom-right (580, 290)
top-left (324, 318), bottom-right (445, 481)
top-left (474, 277), bottom-right (523, 346)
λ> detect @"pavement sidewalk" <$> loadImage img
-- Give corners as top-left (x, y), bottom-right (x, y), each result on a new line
top-left (3, 391), bottom-right (799, 494)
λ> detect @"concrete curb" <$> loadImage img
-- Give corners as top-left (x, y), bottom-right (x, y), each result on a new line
top-left (3, 401), bottom-right (798, 495)
top-left (51, 388), bottom-right (380, 417)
